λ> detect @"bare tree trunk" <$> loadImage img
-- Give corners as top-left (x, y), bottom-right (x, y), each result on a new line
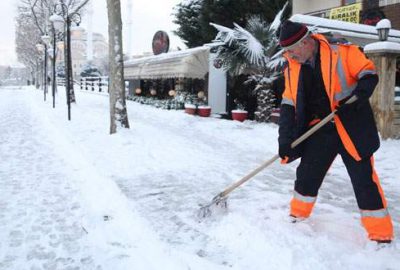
top-left (106, 0), bottom-right (130, 134)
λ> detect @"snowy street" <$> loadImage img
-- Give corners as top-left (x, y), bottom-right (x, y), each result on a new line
top-left (0, 86), bottom-right (399, 270)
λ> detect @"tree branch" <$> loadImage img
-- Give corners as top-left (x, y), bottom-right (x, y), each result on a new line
top-left (70, 0), bottom-right (89, 15)
top-left (29, 0), bottom-right (45, 35)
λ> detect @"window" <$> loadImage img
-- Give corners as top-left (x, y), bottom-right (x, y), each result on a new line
top-left (379, 0), bottom-right (400, 6)
top-left (342, 0), bottom-right (356, 4)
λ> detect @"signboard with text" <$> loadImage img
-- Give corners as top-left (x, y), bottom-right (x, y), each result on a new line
top-left (329, 3), bottom-right (362, 23)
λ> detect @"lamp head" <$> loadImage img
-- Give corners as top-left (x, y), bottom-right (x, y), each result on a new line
top-left (50, 14), bottom-right (64, 31)
top-left (376, 19), bottom-right (391, 41)
top-left (41, 35), bottom-right (51, 45)
top-left (36, 43), bottom-right (45, 52)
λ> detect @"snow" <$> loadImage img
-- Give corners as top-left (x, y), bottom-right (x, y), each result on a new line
top-left (184, 104), bottom-right (196, 109)
top-left (364, 41), bottom-right (400, 53)
top-left (290, 14), bottom-right (400, 43)
top-left (376, 19), bottom-right (391, 30)
top-left (125, 46), bottom-right (209, 65)
top-left (231, 109), bottom-right (248, 113)
top-left (0, 86), bottom-right (399, 269)
top-left (232, 23), bottom-right (264, 65)
top-left (269, 1), bottom-right (288, 32)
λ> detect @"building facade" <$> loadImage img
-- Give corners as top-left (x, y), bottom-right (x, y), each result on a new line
top-left (56, 28), bottom-right (108, 79)
top-left (293, 0), bottom-right (400, 29)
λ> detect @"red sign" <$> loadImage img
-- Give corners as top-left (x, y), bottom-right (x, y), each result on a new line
top-left (152, 31), bottom-right (170, 55)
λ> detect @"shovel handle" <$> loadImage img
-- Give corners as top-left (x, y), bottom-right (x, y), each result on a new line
top-left (218, 154), bottom-right (280, 198)
top-left (217, 95), bottom-right (358, 199)
top-left (291, 95), bottom-right (357, 148)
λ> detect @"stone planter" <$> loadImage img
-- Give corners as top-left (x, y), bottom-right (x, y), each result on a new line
top-left (197, 106), bottom-right (211, 117)
top-left (231, 110), bottom-right (248, 122)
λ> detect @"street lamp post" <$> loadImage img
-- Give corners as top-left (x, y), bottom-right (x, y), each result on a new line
top-left (42, 34), bottom-right (50, 102)
top-left (50, 3), bottom-right (81, 121)
top-left (46, 24), bottom-right (62, 109)
top-left (36, 42), bottom-right (47, 101)
top-left (51, 29), bottom-right (57, 108)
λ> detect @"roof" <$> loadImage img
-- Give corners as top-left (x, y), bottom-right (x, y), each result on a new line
top-left (290, 14), bottom-right (400, 46)
top-left (124, 46), bottom-right (210, 80)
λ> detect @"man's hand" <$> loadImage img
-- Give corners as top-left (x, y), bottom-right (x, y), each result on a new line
top-left (336, 74), bottom-right (377, 117)
top-left (279, 143), bottom-right (301, 163)
top-left (335, 95), bottom-right (363, 116)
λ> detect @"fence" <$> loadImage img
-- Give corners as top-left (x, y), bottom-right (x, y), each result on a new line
top-left (80, 76), bottom-right (109, 93)
top-left (56, 77), bottom-right (80, 87)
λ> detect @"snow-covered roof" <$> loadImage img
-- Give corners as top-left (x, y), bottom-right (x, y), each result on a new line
top-left (290, 14), bottom-right (400, 46)
top-left (124, 46), bottom-right (210, 79)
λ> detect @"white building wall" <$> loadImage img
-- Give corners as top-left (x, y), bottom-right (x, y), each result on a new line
top-left (293, 0), bottom-right (340, 14)
top-left (208, 53), bottom-right (227, 114)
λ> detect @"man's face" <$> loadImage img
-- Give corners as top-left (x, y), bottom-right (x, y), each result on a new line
top-left (285, 38), bottom-right (314, 63)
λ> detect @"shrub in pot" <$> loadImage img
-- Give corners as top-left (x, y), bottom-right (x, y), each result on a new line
top-left (231, 109), bottom-right (248, 122)
top-left (231, 100), bottom-right (247, 122)
top-left (184, 104), bottom-right (196, 115)
top-left (197, 105), bottom-right (211, 117)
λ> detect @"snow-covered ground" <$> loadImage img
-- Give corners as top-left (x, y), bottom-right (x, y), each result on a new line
top-left (0, 86), bottom-right (399, 270)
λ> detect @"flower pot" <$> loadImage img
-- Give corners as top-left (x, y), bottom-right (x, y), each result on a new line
top-left (270, 108), bottom-right (280, 124)
top-left (231, 110), bottom-right (248, 122)
top-left (197, 106), bottom-right (211, 117)
top-left (184, 104), bottom-right (196, 115)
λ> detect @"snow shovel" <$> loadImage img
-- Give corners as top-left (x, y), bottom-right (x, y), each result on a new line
top-left (198, 95), bottom-right (357, 218)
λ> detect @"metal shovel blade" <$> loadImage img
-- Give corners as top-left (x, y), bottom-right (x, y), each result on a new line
top-left (197, 194), bottom-right (228, 219)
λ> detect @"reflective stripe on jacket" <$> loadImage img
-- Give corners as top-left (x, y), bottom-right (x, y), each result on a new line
top-left (281, 34), bottom-right (379, 160)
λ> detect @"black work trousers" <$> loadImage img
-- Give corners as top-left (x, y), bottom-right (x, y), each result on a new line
top-left (295, 122), bottom-right (385, 211)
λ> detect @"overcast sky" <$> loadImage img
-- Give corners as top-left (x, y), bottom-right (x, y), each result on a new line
top-left (0, 0), bottom-right (186, 66)
top-left (0, 0), bottom-right (18, 66)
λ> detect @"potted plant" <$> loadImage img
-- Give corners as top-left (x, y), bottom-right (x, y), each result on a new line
top-left (196, 91), bottom-right (211, 117)
top-left (184, 93), bottom-right (197, 115)
top-left (197, 105), bottom-right (211, 117)
top-left (184, 103), bottom-right (197, 115)
top-left (231, 100), bottom-right (248, 122)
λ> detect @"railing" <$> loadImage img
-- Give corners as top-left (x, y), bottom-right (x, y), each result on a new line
top-left (80, 76), bottom-right (109, 93)
top-left (56, 77), bottom-right (65, 86)
top-left (56, 77), bottom-right (80, 87)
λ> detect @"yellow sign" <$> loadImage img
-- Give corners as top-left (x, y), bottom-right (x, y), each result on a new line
top-left (329, 3), bottom-right (362, 23)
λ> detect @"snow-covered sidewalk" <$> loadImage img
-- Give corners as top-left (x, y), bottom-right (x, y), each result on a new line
top-left (0, 86), bottom-right (399, 270)
top-left (0, 87), bottom-right (221, 270)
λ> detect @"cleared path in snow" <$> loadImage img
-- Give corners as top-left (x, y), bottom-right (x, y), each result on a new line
top-left (1, 87), bottom-right (398, 270)
top-left (92, 91), bottom-right (400, 269)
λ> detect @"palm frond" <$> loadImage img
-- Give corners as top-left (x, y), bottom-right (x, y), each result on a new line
top-left (269, 1), bottom-right (288, 33)
top-left (210, 23), bottom-right (236, 46)
top-left (210, 1), bottom-right (289, 81)
top-left (232, 23), bottom-right (264, 66)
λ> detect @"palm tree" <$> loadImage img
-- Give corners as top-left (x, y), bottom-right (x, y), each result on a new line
top-left (210, 1), bottom-right (289, 122)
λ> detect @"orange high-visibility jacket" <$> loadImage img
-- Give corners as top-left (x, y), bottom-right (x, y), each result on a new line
top-left (281, 34), bottom-right (379, 160)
